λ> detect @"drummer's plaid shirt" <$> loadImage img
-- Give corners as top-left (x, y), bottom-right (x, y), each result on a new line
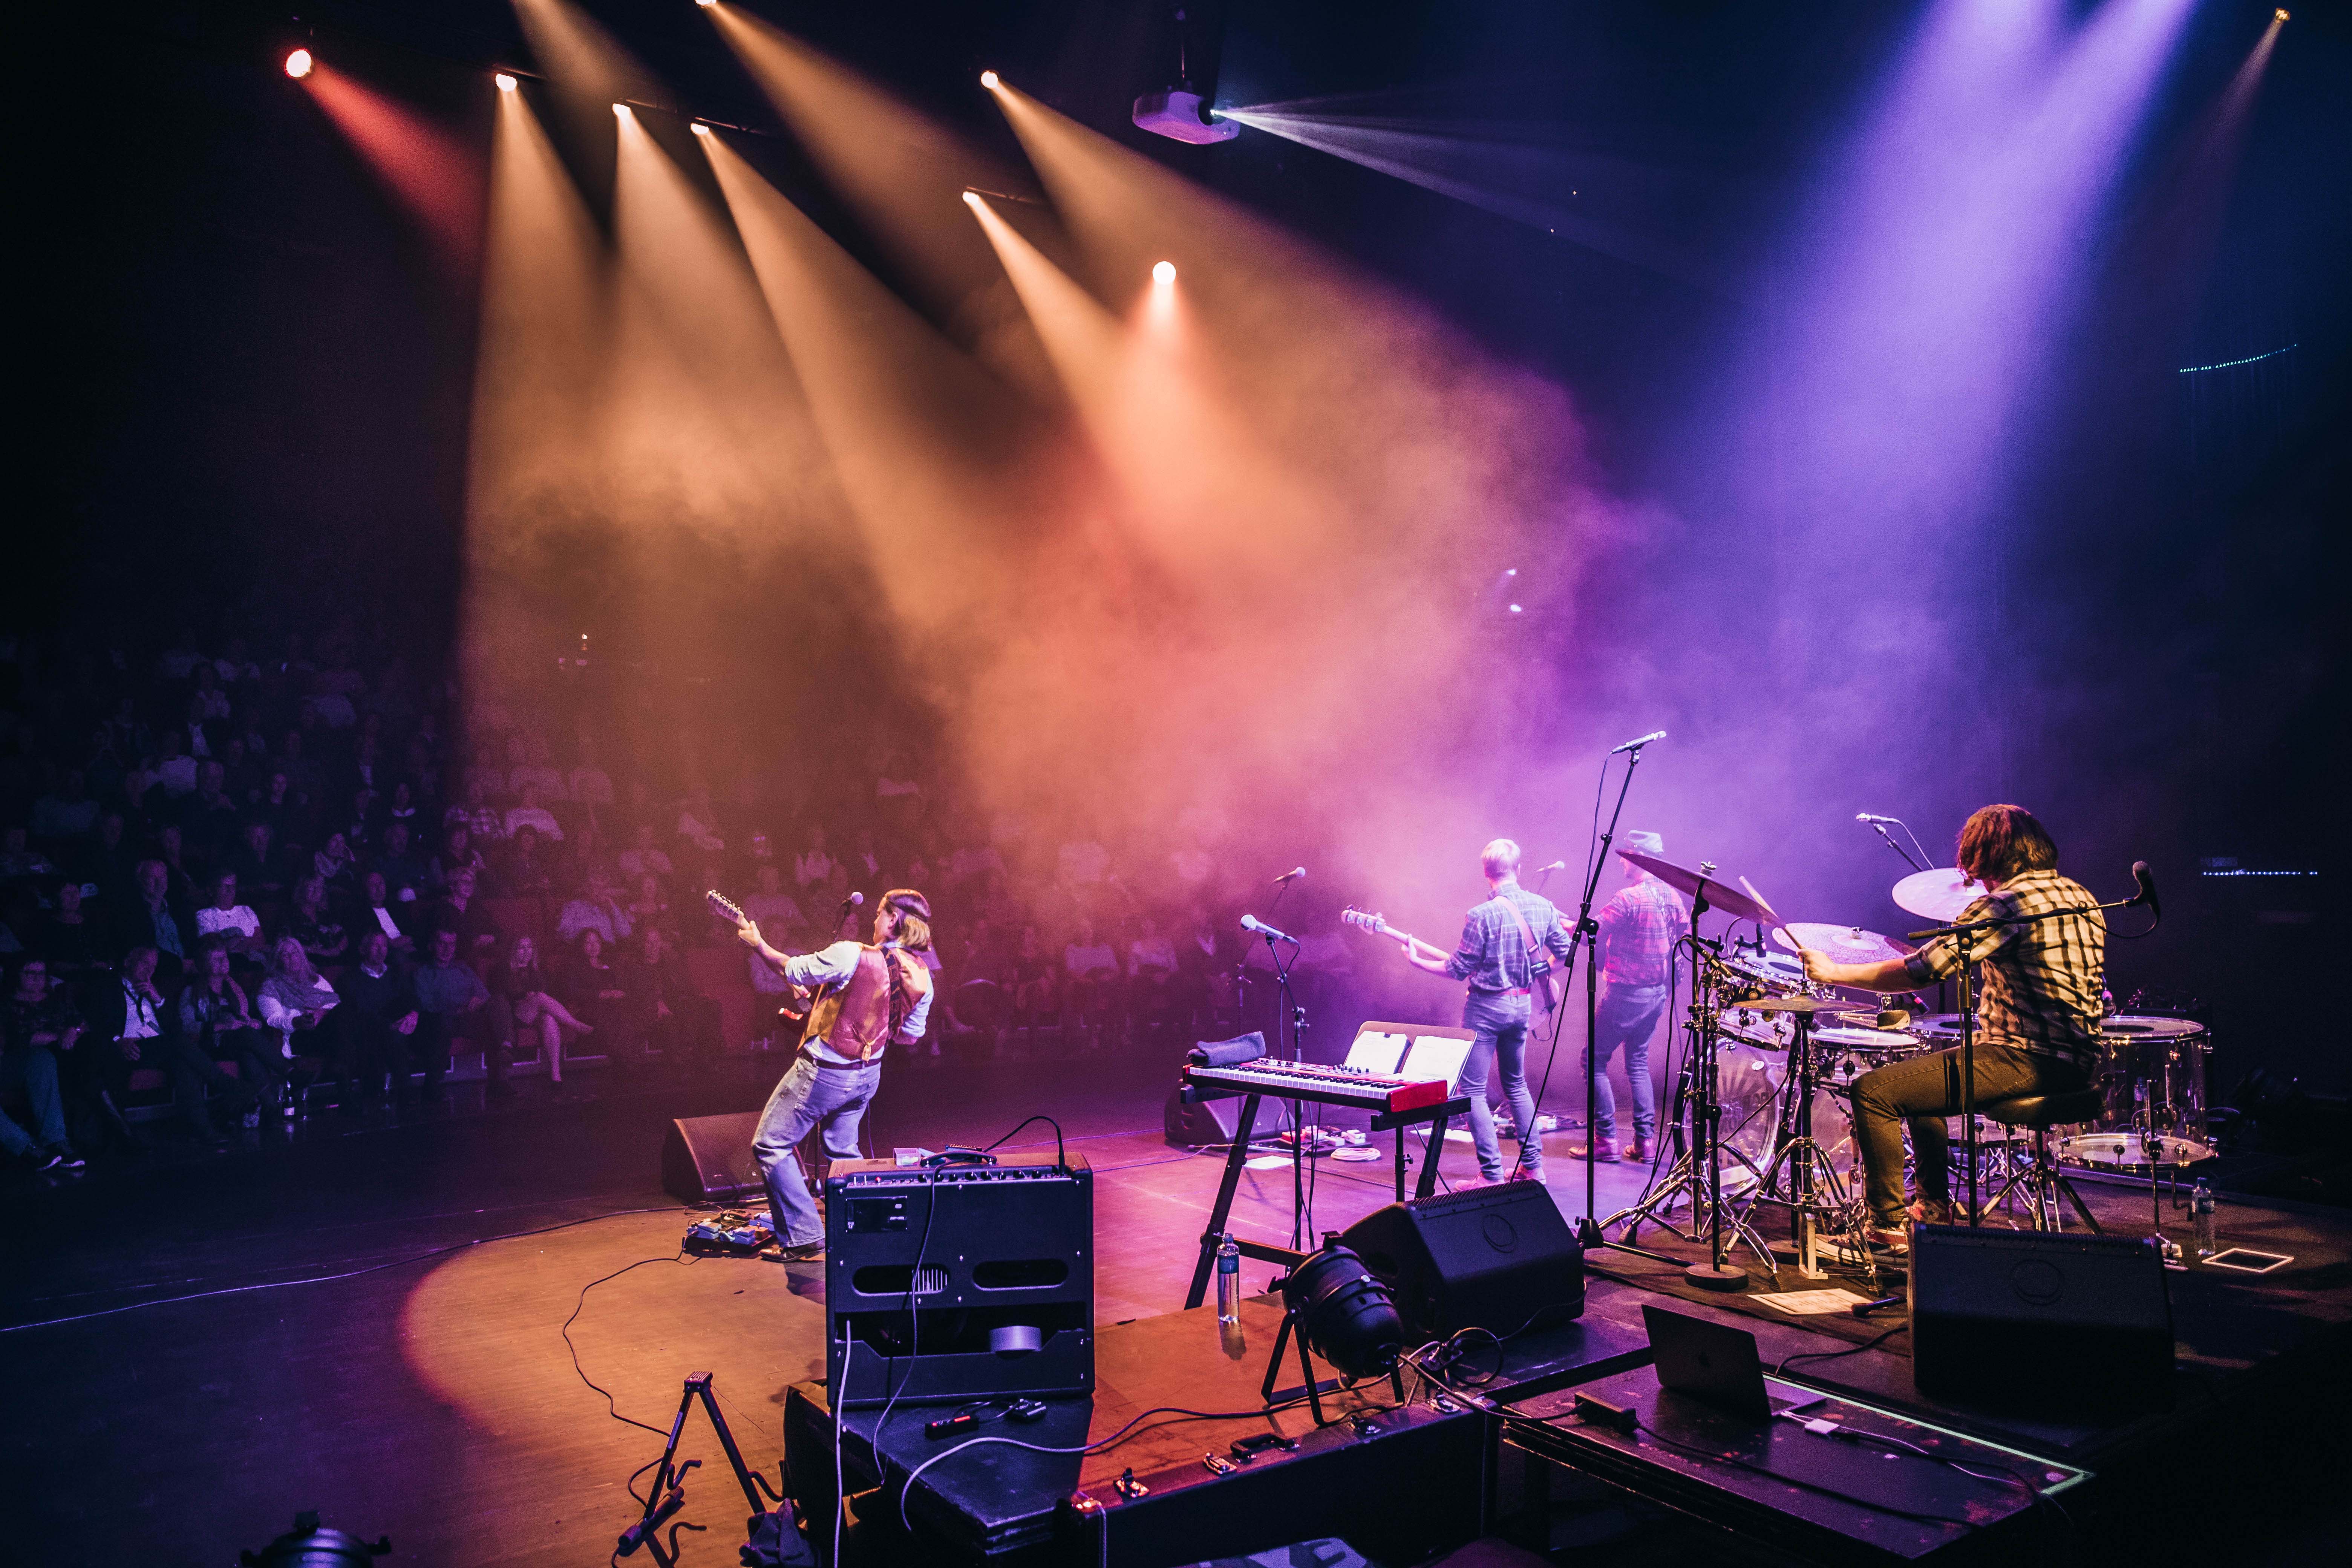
top-left (1902, 868), bottom-right (2107, 1074)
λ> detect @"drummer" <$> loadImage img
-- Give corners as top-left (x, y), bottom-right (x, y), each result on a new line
top-left (1796, 805), bottom-right (2105, 1251)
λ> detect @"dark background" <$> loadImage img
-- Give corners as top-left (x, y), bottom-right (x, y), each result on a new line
top-left (16, 1), bottom-right (2346, 1086)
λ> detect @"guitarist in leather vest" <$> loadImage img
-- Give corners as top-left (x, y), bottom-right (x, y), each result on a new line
top-left (1398, 839), bottom-right (1572, 1184)
top-left (735, 888), bottom-right (936, 1261)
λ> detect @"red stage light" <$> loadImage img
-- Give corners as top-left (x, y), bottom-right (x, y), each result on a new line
top-left (284, 49), bottom-right (314, 81)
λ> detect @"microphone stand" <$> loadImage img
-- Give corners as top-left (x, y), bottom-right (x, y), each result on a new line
top-left (1906, 880), bottom-right (2154, 1225)
top-left (1867, 821), bottom-right (1928, 873)
top-left (1259, 928), bottom-right (1312, 1248)
top-left (1564, 744), bottom-right (1649, 1248)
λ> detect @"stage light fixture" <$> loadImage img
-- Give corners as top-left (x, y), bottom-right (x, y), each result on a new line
top-left (2274, 8), bottom-right (2288, 19)
top-left (284, 49), bottom-right (314, 80)
top-left (613, 103), bottom-right (629, 116)
top-left (961, 190), bottom-right (983, 208)
top-left (494, 72), bottom-right (518, 92)
top-left (1282, 1245), bottom-right (1404, 1379)
top-left (980, 70), bottom-right (1000, 90)
top-left (1152, 260), bottom-right (1176, 286)
top-left (691, 122), bottom-right (712, 137)
top-left (1508, 604), bottom-right (1524, 614)
top-left (696, 0), bottom-right (719, 8)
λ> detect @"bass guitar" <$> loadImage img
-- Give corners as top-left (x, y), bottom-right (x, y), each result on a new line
top-left (707, 889), bottom-right (824, 1029)
top-left (1341, 903), bottom-right (1560, 1011)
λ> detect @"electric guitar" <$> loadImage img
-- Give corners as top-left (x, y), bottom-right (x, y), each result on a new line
top-left (707, 890), bottom-right (821, 1028)
top-left (1341, 904), bottom-right (1560, 1011)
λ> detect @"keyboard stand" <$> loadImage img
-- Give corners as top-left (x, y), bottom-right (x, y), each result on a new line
top-left (1180, 1086), bottom-right (1471, 1309)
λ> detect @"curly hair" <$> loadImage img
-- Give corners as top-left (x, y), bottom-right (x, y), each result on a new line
top-left (1955, 805), bottom-right (2059, 884)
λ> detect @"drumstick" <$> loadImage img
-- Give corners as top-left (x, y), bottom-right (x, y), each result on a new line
top-left (1737, 876), bottom-right (1786, 929)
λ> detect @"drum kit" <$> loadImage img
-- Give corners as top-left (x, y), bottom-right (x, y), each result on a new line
top-left (1602, 848), bottom-right (2213, 1289)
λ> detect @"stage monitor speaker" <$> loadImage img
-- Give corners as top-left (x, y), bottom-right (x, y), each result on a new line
top-left (662, 1111), bottom-right (764, 1204)
top-left (825, 1152), bottom-right (1093, 1407)
top-left (1338, 1181), bottom-right (1583, 1343)
top-left (1163, 1087), bottom-right (1294, 1149)
top-left (1909, 1225), bottom-right (2174, 1412)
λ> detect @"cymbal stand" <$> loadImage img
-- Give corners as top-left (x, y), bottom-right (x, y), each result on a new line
top-left (1604, 916), bottom-right (1778, 1289)
top-left (1741, 1007), bottom-right (1879, 1295)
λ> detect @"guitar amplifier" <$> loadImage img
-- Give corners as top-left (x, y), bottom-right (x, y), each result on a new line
top-left (824, 1152), bottom-right (1093, 1407)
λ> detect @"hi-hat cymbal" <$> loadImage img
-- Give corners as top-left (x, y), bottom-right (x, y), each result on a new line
top-left (1893, 867), bottom-right (1984, 923)
top-left (1617, 850), bottom-right (1779, 925)
top-left (1771, 921), bottom-right (1918, 967)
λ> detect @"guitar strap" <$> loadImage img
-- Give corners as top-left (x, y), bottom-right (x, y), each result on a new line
top-left (1501, 895), bottom-right (1561, 1010)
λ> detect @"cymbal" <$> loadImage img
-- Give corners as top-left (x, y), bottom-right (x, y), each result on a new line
top-left (1893, 867), bottom-right (1984, 923)
top-left (1771, 921), bottom-right (1918, 967)
top-left (1726, 992), bottom-right (1853, 1014)
top-left (1617, 850), bottom-right (1779, 925)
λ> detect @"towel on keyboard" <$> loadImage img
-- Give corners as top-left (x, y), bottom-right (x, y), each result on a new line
top-left (1188, 1032), bottom-right (1268, 1067)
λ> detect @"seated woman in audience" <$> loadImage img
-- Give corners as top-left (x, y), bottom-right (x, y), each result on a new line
top-left (1009, 924), bottom-right (1060, 1049)
top-left (435, 865), bottom-right (501, 959)
top-left (625, 871), bottom-right (675, 940)
top-left (430, 822), bottom-right (488, 894)
top-left (313, 830), bottom-right (358, 898)
top-left (176, 940), bottom-right (282, 1113)
top-left (491, 933), bottom-right (592, 1089)
top-left (1062, 914), bottom-right (1122, 1050)
top-left (558, 928), bottom-right (635, 1063)
top-left (286, 874), bottom-right (349, 964)
top-left (37, 880), bottom-right (104, 975)
top-left (256, 935), bottom-right (354, 1110)
top-left (500, 824), bottom-right (555, 895)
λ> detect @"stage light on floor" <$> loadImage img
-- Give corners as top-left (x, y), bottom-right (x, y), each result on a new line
top-left (980, 70), bottom-right (1000, 91)
top-left (1152, 260), bottom-right (1175, 286)
top-left (494, 72), bottom-right (518, 92)
top-left (285, 49), bottom-right (314, 80)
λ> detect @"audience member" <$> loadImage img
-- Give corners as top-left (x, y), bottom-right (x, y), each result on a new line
top-left (490, 934), bottom-right (591, 1090)
top-left (410, 926), bottom-right (500, 1101)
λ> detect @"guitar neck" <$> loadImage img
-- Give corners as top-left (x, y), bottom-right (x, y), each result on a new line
top-left (1384, 927), bottom-right (1447, 960)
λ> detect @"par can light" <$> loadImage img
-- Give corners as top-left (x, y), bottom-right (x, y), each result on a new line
top-left (284, 49), bottom-right (314, 80)
top-left (494, 72), bottom-right (518, 92)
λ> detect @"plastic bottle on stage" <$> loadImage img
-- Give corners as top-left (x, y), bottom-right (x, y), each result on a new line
top-left (2193, 1182), bottom-right (2218, 1258)
top-left (1216, 1233), bottom-right (1241, 1323)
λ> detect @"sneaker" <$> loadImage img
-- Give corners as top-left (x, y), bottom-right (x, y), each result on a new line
top-left (1507, 1166), bottom-right (1545, 1183)
top-left (20, 1147), bottom-right (65, 1173)
top-left (44, 1145), bottom-right (86, 1172)
top-left (1863, 1220), bottom-right (1912, 1256)
top-left (763, 1240), bottom-right (825, 1263)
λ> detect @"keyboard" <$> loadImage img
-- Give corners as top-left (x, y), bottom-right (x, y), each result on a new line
top-left (1182, 1059), bottom-right (1450, 1114)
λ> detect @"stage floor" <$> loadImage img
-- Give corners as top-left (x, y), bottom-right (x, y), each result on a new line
top-left (8, 1057), bottom-right (2351, 1566)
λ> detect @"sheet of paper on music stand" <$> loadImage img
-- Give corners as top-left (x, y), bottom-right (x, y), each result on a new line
top-left (1344, 1029), bottom-right (1412, 1076)
top-left (1401, 1033), bottom-right (1472, 1090)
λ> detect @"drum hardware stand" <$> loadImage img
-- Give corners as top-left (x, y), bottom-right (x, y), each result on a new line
top-left (1740, 1004), bottom-right (1876, 1293)
top-left (1604, 922), bottom-right (1778, 1289)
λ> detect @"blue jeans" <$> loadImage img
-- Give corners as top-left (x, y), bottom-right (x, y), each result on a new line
top-left (0, 1045), bottom-right (68, 1156)
top-left (1459, 989), bottom-right (1539, 1179)
top-left (1583, 983), bottom-right (1668, 1145)
top-left (753, 1055), bottom-right (881, 1246)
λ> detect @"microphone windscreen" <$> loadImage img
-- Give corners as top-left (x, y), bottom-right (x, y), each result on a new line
top-left (847, 891), bottom-right (865, 906)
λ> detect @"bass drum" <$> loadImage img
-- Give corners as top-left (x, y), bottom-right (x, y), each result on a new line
top-left (1712, 1044), bottom-right (1859, 1188)
top-left (2058, 1015), bottom-right (2217, 1171)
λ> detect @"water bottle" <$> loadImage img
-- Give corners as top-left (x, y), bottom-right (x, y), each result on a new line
top-left (1215, 1233), bottom-right (1242, 1324)
top-left (2192, 1182), bottom-right (2217, 1258)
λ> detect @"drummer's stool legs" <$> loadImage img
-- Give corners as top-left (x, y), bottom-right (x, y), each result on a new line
top-left (1978, 1089), bottom-right (2107, 1233)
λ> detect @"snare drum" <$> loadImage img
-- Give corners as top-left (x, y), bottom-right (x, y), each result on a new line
top-left (1722, 946), bottom-right (1807, 997)
top-left (1716, 1006), bottom-right (1798, 1051)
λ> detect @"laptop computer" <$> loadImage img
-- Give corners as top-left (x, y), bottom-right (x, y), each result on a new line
top-left (1643, 1304), bottom-right (1775, 1421)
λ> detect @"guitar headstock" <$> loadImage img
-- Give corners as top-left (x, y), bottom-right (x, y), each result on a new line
top-left (706, 890), bottom-right (750, 930)
top-left (1340, 905), bottom-right (1392, 937)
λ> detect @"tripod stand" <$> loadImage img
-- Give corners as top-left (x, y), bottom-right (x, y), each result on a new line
top-left (1740, 1006), bottom-right (1880, 1295)
top-left (1605, 921), bottom-right (1779, 1289)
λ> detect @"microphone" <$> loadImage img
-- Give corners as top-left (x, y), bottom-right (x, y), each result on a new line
top-left (1534, 860), bottom-right (1568, 873)
top-left (1240, 914), bottom-right (1299, 946)
top-left (1271, 867), bottom-right (1306, 885)
top-left (1609, 730), bottom-right (1667, 755)
top-left (2130, 861), bottom-right (2160, 919)
top-left (1856, 813), bottom-right (1902, 825)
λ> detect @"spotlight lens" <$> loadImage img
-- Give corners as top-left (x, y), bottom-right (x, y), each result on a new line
top-left (961, 190), bottom-right (983, 207)
top-left (691, 122), bottom-right (712, 137)
top-left (697, 0), bottom-right (719, 7)
top-left (980, 70), bottom-right (1000, 90)
top-left (284, 49), bottom-right (313, 80)
top-left (494, 72), bottom-right (518, 92)
top-left (2275, 8), bottom-right (2288, 19)
top-left (1508, 604), bottom-right (1524, 614)
top-left (1152, 261), bottom-right (1176, 285)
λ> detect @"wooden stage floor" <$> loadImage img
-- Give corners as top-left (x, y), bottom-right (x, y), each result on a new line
top-left (6, 1055), bottom-right (2350, 1566)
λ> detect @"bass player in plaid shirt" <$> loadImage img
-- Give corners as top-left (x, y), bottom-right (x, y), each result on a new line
top-left (1799, 805), bottom-right (2106, 1252)
top-left (1582, 830), bottom-right (1689, 1164)
top-left (1400, 838), bottom-right (1573, 1183)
